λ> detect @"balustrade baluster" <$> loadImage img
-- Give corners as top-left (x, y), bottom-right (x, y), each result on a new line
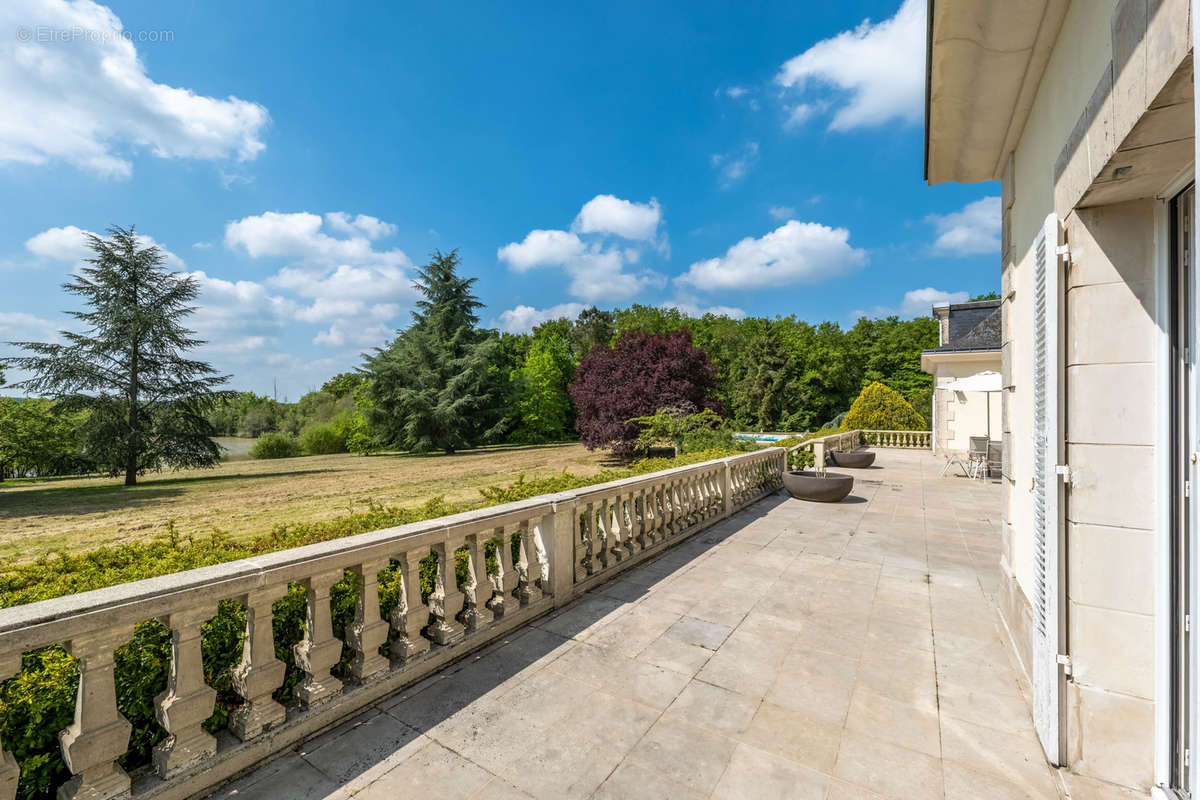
top-left (230, 587), bottom-right (287, 740)
top-left (1, 651), bottom-right (20, 800)
top-left (294, 569), bottom-right (345, 707)
top-left (585, 503), bottom-right (602, 575)
top-left (633, 489), bottom-right (649, 549)
top-left (153, 605), bottom-right (218, 778)
top-left (497, 525), bottom-right (521, 609)
top-left (465, 531), bottom-right (495, 632)
top-left (58, 626), bottom-right (133, 800)
top-left (348, 559), bottom-right (391, 682)
top-left (620, 496), bottom-right (638, 555)
top-left (392, 550), bottom-right (431, 662)
top-left (518, 519), bottom-right (544, 604)
top-left (429, 541), bottom-right (466, 645)
top-left (607, 497), bottom-right (627, 562)
top-left (663, 480), bottom-right (676, 535)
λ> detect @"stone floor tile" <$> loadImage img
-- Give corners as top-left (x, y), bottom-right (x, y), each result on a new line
top-left (300, 709), bottom-right (424, 786)
top-left (937, 677), bottom-right (1036, 735)
top-left (466, 777), bottom-right (537, 799)
top-left (664, 615), bottom-right (733, 650)
top-left (626, 716), bottom-right (738, 795)
top-left (737, 700), bottom-right (843, 773)
top-left (637, 632), bottom-right (714, 675)
top-left (824, 778), bottom-right (888, 799)
top-left (833, 731), bottom-right (944, 800)
top-left (865, 616), bottom-right (934, 654)
top-left (592, 760), bottom-right (707, 800)
top-left (711, 742), bottom-right (831, 800)
top-left (940, 715), bottom-right (1058, 794)
top-left (1061, 772), bottom-right (1142, 799)
top-left (207, 752), bottom-right (340, 800)
top-left (844, 684), bottom-right (941, 757)
top-left (532, 593), bottom-right (628, 639)
top-left (943, 759), bottom-right (1059, 799)
top-left (662, 678), bottom-right (760, 736)
top-left (352, 740), bottom-right (492, 800)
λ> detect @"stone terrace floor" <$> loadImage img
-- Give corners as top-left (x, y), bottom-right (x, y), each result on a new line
top-left (210, 450), bottom-right (1086, 800)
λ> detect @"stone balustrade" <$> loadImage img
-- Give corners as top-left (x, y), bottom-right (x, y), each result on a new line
top-left (860, 429), bottom-right (932, 449)
top-left (783, 429), bottom-right (932, 470)
top-left (0, 448), bottom-right (784, 800)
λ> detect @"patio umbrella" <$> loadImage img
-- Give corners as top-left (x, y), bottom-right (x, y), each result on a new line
top-left (942, 370), bottom-right (1002, 441)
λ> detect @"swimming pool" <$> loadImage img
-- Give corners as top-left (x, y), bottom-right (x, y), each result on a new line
top-left (732, 433), bottom-right (801, 443)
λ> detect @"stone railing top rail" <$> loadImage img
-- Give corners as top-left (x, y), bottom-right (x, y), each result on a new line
top-left (0, 447), bottom-right (781, 653)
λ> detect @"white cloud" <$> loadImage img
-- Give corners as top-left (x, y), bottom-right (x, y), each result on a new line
top-left (496, 229), bottom-right (585, 272)
top-left (571, 195), bottom-right (663, 243)
top-left (0, 0), bottom-right (269, 177)
top-left (661, 299), bottom-right (747, 319)
top-left (225, 211), bottom-right (415, 346)
top-left (498, 195), bottom-right (668, 303)
top-left (776, 0), bottom-right (924, 131)
top-left (25, 224), bottom-right (185, 268)
top-left (324, 212), bottom-right (397, 241)
top-left (768, 205), bottom-right (795, 221)
top-left (900, 287), bottom-right (969, 315)
top-left (677, 220), bottom-right (866, 292)
top-left (783, 103), bottom-right (818, 129)
top-left (854, 287), bottom-right (971, 319)
top-left (724, 86), bottom-right (748, 98)
top-left (494, 303), bottom-right (588, 334)
top-left (927, 196), bottom-right (1001, 256)
top-left (711, 142), bottom-right (759, 187)
top-left (0, 310), bottom-right (63, 344)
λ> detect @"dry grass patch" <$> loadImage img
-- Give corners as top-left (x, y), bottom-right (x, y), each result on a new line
top-left (0, 442), bottom-right (607, 562)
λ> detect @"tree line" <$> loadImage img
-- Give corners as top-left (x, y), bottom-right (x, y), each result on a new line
top-left (1, 229), bottom-right (969, 482)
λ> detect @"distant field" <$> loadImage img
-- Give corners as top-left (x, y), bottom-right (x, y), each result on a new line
top-left (0, 443), bottom-right (608, 563)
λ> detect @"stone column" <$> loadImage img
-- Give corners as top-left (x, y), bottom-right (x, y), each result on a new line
top-left (1, 651), bottom-right (20, 800)
top-left (293, 569), bottom-right (345, 708)
top-left (348, 559), bottom-right (391, 682)
top-left (58, 626), bottom-right (133, 800)
top-left (542, 499), bottom-right (576, 608)
top-left (153, 606), bottom-right (218, 778)
top-left (391, 550), bottom-right (431, 663)
top-left (428, 542), bottom-right (465, 645)
top-left (230, 586), bottom-right (287, 741)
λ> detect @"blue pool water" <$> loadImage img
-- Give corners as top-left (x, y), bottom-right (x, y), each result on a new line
top-left (732, 433), bottom-right (796, 443)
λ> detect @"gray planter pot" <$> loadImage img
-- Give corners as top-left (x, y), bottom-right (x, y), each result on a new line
top-left (782, 470), bottom-right (855, 503)
top-left (828, 449), bottom-right (876, 468)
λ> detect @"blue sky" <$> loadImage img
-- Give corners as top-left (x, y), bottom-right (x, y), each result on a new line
top-left (0, 0), bottom-right (998, 399)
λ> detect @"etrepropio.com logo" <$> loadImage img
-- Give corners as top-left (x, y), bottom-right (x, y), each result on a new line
top-left (16, 25), bottom-right (175, 43)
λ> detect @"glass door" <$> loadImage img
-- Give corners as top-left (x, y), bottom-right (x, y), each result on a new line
top-left (1172, 183), bottom-right (1196, 796)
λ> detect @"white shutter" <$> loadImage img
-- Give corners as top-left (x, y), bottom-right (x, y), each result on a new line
top-left (1032, 212), bottom-right (1066, 765)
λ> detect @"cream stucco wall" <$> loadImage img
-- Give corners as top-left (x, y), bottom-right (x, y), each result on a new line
top-left (1004, 0), bottom-right (1120, 667)
top-left (999, 0), bottom-right (1189, 792)
top-left (929, 355), bottom-right (1002, 454)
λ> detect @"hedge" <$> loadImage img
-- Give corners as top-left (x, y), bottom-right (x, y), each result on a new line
top-left (0, 448), bottom-right (736, 800)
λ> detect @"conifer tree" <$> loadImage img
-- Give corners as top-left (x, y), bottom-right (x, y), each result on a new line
top-left (365, 250), bottom-right (501, 453)
top-left (7, 225), bottom-right (228, 485)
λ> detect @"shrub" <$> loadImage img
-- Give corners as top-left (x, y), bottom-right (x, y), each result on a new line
top-left (299, 423), bottom-right (346, 455)
top-left (841, 382), bottom-right (927, 432)
top-left (249, 432), bottom-right (301, 459)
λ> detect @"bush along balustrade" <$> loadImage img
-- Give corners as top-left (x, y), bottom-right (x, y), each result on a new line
top-left (0, 448), bottom-right (783, 800)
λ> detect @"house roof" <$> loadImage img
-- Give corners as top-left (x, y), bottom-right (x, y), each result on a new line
top-left (924, 0), bottom-right (1070, 184)
top-left (926, 300), bottom-right (1001, 354)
